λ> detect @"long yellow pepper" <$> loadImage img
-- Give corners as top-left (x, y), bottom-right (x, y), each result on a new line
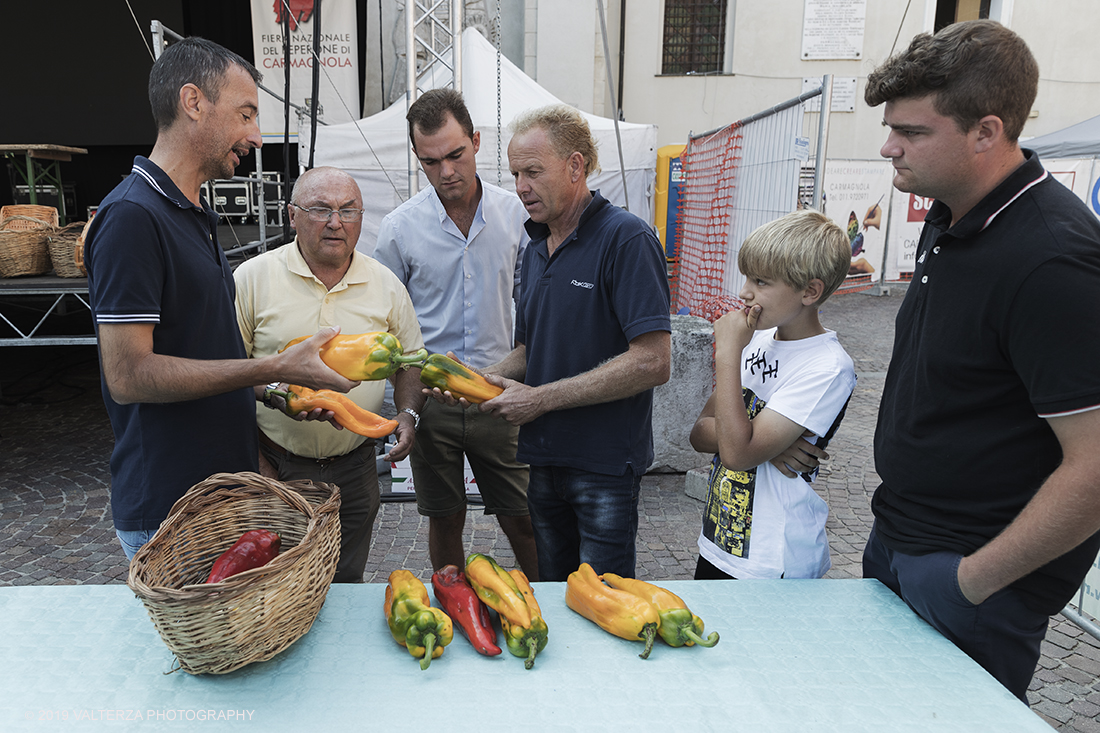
top-left (282, 331), bottom-right (427, 381)
top-left (601, 573), bottom-right (719, 648)
top-left (565, 563), bottom-right (660, 659)
top-left (464, 553), bottom-right (531, 628)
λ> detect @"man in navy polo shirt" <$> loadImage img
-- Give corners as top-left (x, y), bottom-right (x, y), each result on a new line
top-left (469, 104), bottom-right (671, 581)
top-left (85, 38), bottom-right (355, 561)
top-left (862, 21), bottom-right (1100, 701)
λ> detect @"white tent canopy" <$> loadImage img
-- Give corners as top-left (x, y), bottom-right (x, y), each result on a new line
top-left (301, 28), bottom-right (658, 253)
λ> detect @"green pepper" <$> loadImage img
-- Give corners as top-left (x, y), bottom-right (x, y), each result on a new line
top-left (282, 331), bottom-right (428, 381)
top-left (385, 570), bottom-right (454, 670)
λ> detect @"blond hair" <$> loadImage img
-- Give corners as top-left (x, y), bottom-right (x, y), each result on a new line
top-left (738, 209), bottom-right (850, 305)
top-left (510, 104), bottom-right (601, 177)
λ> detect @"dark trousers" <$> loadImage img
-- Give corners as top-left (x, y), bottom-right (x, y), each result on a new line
top-left (260, 438), bottom-right (379, 583)
top-left (526, 465), bottom-right (641, 581)
top-left (863, 523), bottom-right (1048, 703)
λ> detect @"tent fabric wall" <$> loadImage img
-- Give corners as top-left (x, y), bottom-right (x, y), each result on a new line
top-left (302, 28), bottom-right (658, 253)
top-left (1025, 115), bottom-right (1100, 159)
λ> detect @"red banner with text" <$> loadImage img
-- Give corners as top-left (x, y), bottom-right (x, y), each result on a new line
top-left (251, 0), bottom-right (360, 141)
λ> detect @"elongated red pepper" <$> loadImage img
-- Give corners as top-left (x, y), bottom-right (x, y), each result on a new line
top-left (205, 529), bottom-right (281, 583)
top-left (431, 565), bottom-right (502, 656)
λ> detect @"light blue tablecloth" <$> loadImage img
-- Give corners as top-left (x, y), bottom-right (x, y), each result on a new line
top-left (0, 579), bottom-right (1048, 731)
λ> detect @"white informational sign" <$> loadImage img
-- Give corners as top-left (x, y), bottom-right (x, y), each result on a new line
top-left (390, 456), bottom-right (479, 496)
top-left (801, 0), bottom-right (867, 60)
top-left (802, 77), bottom-right (857, 113)
top-left (821, 160), bottom-right (894, 281)
top-left (250, 0), bottom-right (361, 142)
top-left (887, 188), bottom-right (930, 279)
top-left (1043, 157), bottom-right (1094, 207)
top-left (793, 137), bottom-right (811, 162)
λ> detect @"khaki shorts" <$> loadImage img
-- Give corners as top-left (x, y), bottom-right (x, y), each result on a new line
top-left (410, 399), bottom-right (529, 517)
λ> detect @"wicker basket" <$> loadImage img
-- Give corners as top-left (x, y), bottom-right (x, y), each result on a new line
top-left (0, 206), bottom-right (58, 278)
top-left (127, 472), bottom-right (342, 675)
top-left (74, 218), bottom-right (93, 275)
top-left (0, 204), bottom-right (59, 230)
top-left (47, 221), bottom-right (88, 277)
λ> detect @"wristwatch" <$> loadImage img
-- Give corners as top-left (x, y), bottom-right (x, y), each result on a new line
top-left (262, 382), bottom-right (281, 409)
top-left (402, 407), bottom-right (420, 430)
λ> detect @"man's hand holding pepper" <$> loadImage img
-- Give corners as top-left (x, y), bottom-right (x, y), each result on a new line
top-left (258, 382), bottom-right (344, 429)
top-left (476, 374), bottom-right (547, 427)
top-left (275, 326), bottom-right (361, 393)
top-left (422, 352), bottom-right (494, 409)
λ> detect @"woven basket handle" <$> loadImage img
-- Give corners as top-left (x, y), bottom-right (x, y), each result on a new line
top-left (186, 471), bottom-right (316, 517)
top-left (1, 215), bottom-right (52, 230)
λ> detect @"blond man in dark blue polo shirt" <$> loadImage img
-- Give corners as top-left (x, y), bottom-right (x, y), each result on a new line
top-left (467, 105), bottom-right (671, 582)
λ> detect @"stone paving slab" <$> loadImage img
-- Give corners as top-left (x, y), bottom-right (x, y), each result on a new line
top-left (0, 290), bottom-right (1097, 730)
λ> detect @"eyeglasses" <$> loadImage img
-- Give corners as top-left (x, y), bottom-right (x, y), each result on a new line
top-left (291, 203), bottom-right (364, 223)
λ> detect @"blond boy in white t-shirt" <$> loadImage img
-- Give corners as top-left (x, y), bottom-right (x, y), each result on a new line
top-left (690, 209), bottom-right (856, 580)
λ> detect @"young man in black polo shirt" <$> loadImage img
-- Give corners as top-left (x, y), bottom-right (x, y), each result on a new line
top-left (862, 20), bottom-right (1100, 702)
top-left (85, 38), bottom-right (354, 560)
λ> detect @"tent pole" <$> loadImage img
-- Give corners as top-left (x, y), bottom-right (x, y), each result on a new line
top-left (495, 1), bottom-right (503, 186)
top-left (811, 74), bottom-right (833, 212)
top-left (283, 5), bottom-right (292, 242)
top-left (406, 1), bottom-right (419, 197)
top-left (453, 0), bottom-right (462, 92)
top-left (596, 0), bottom-right (629, 212)
top-left (308, 0), bottom-right (322, 169)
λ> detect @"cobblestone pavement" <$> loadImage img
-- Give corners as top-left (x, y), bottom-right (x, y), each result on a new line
top-left (2, 289), bottom-right (1099, 730)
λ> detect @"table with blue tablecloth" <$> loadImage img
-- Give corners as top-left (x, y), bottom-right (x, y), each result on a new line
top-left (0, 579), bottom-right (1050, 731)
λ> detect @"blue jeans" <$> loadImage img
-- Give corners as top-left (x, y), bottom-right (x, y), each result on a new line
top-left (863, 523), bottom-right (1048, 703)
top-left (526, 465), bottom-right (641, 581)
top-left (116, 528), bottom-right (157, 561)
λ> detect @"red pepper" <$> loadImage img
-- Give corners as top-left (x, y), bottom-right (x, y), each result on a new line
top-left (431, 565), bottom-right (502, 656)
top-left (205, 530), bottom-right (281, 584)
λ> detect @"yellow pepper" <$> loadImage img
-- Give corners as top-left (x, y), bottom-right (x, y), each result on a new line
top-left (502, 569), bottom-right (549, 669)
top-left (464, 553), bottom-right (531, 628)
top-left (274, 385), bottom-right (398, 438)
top-left (282, 331), bottom-right (428, 381)
top-left (565, 563), bottom-right (660, 659)
top-left (601, 573), bottom-right (719, 648)
top-left (418, 353), bottom-right (503, 404)
top-left (384, 570), bottom-right (453, 670)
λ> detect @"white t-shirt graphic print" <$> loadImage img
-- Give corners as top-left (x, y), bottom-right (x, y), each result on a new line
top-left (698, 328), bottom-right (856, 579)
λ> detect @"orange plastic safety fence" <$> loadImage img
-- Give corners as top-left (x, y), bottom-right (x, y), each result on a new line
top-left (669, 124), bottom-right (744, 322)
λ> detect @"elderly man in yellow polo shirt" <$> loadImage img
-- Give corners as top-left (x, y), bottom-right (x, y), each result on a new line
top-left (234, 166), bottom-right (426, 583)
